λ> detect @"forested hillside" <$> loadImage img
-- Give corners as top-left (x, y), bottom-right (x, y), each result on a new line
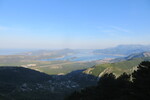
top-left (66, 61), bottom-right (150, 100)
top-left (0, 67), bottom-right (97, 100)
top-left (84, 57), bottom-right (150, 77)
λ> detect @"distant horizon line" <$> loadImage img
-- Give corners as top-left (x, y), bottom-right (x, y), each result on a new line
top-left (0, 44), bottom-right (150, 50)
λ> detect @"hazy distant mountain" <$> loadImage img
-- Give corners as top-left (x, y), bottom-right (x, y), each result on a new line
top-left (21, 48), bottom-right (77, 56)
top-left (0, 49), bottom-right (33, 55)
top-left (111, 52), bottom-right (150, 62)
top-left (94, 44), bottom-right (150, 55)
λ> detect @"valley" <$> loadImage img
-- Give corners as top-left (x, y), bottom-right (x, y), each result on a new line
top-left (1, 45), bottom-right (150, 75)
top-left (0, 48), bottom-right (121, 75)
top-left (1, 45), bottom-right (150, 100)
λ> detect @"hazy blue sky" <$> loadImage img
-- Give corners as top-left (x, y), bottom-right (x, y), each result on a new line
top-left (0, 0), bottom-right (150, 49)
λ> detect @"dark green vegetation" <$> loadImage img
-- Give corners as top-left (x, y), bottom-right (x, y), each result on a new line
top-left (84, 57), bottom-right (150, 77)
top-left (0, 67), bottom-right (51, 83)
top-left (0, 67), bottom-right (97, 100)
top-left (66, 61), bottom-right (150, 100)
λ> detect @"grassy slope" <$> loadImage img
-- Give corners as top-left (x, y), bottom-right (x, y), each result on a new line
top-left (36, 61), bottom-right (96, 75)
top-left (84, 57), bottom-right (150, 77)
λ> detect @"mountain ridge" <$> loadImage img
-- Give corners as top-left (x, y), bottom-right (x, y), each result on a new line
top-left (111, 52), bottom-right (150, 62)
top-left (94, 44), bottom-right (150, 55)
top-left (84, 57), bottom-right (150, 77)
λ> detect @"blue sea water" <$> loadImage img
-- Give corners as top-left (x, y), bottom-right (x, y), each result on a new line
top-left (0, 49), bottom-right (124, 61)
top-left (41, 53), bottom-right (121, 62)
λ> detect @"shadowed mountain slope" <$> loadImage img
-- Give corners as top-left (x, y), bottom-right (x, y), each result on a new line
top-left (0, 66), bottom-right (97, 100)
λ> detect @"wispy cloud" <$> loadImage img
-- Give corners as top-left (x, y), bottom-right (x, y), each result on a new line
top-left (99, 25), bottom-right (133, 34)
top-left (110, 26), bottom-right (132, 33)
top-left (0, 25), bottom-right (25, 32)
top-left (101, 30), bottom-right (116, 33)
top-left (0, 26), bottom-right (19, 32)
top-left (97, 25), bottom-right (134, 38)
top-left (0, 26), bottom-right (9, 31)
